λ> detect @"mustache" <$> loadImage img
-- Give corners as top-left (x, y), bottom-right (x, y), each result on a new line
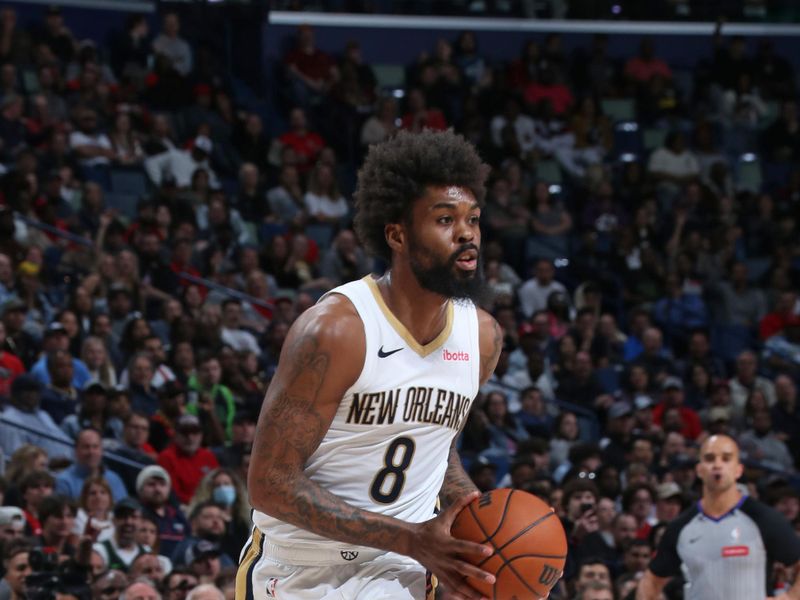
top-left (447, 243), bottom-right (480, 266)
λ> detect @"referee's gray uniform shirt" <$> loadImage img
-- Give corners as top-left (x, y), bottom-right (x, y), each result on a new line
top-left (650, 496), bottom-right (800, 599)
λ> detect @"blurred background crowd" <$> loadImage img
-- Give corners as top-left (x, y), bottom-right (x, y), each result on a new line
top-left (0, 1), bottom-right (798, 599)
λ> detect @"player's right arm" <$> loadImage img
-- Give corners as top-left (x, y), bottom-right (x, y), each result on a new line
top-left (635, 570), bottom-right (669, 600)
top-left (248, 295), bottom-right (495, 600)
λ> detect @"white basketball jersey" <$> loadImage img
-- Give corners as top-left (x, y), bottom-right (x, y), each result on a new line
top-left (252, 275), bottom-right (481, 552)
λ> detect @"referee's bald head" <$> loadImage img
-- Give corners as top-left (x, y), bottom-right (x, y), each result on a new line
top-left (699, 434), bottom-right (740, 459)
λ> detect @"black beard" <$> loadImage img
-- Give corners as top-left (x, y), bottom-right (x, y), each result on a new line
top-left (408, 239), bottom-right (491, 305)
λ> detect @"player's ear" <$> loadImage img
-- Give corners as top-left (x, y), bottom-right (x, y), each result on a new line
top-left (385, 222), bottom-right (405, 254)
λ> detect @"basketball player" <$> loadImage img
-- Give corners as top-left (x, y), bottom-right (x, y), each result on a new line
top-left (636, 434), bottom-right (800, 600)
top-left (238, 130), bottom-right (502, 600)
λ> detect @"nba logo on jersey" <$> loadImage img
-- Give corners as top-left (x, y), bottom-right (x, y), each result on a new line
top-left (266, 578), bottom-right (278, 597)
top-left (731, 526), bottom-right (740, 540)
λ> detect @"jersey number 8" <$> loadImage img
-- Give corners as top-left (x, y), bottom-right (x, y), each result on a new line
top-left (369, 437), bottom-right (416, 504)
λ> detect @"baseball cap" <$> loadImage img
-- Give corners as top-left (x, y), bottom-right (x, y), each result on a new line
top-left (83, 381), bottom-right (108, 395)
top-left (43, 322), bottom-right (67, 338)
top-left (634, 395), bottom-right (653, 411)
top-left (11, 374), bottom-right (43, 395)
top-left (661, 376), bottom-right (684, 391)
top-left (113, 497), bottom-right (142, 517)
top-left (135, 465), bottom-right (171, 494)
top-left (181, 539), bottom-right (221, 566)
top-left (656, 481), bottom-right (682, 501)
top-left (176, 414), bottom-right (201, 432)
top-left (0, 507), bottom-right (25, 527)
top-left (193, 135), bottom-right (213, 154)
top-left (709, 406), bottom-right (731, 422)
top-left (607, 401), bottom-right (632, 420)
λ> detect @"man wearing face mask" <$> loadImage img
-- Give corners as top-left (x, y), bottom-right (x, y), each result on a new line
top-left (170, 502), bottom-right (234, 568)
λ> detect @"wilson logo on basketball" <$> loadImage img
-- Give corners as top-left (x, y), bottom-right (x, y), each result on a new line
top-left (442, 349), bottom-right (469, 361)
top-left (538, 564), bottom-right (560, 587)
top-left (340, 551), bottom-right (359, 561)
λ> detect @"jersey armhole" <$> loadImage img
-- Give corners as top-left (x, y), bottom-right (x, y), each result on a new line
top-left (323, 290), bottom-right (374, 396)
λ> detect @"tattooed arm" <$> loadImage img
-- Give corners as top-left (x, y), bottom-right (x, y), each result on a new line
top-left (439, 309), bottom-right (503, 507)
top-left (248, 295), bottom-right (494, 598)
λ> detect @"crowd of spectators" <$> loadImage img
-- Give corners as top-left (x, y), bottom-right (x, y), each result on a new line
top-left (0, 3), bottom-right (799, 599)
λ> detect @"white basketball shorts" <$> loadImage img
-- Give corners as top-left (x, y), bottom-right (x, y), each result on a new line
top-left (236, 528), bottom-right (432, 600)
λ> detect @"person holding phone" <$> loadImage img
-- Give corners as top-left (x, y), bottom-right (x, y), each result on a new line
top-left (561, 478), bottom-right (601, 581)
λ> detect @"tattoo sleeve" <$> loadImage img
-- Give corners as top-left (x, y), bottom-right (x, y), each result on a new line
top-left (439, 443), bottom-right (479, 508)
top-left (249, 332), bottom-right (414, 555)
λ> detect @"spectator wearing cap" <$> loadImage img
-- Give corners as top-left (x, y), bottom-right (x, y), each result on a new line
top-left (177, 538), bottom-right (222, 585)
top-left (0, 539), bottom-right (31, 600)
top-left (158, 414), bottom-right (219, 505)
top-left (170, 501), bottom-right (234, 568)
top-left (728, 350), bottom-right (776, 423)
top-left (39, 349), bottom-right (80, 424)
top-left (164, 568), bottom-right (199, 600)
top-left (631, 394), bottom-right (661, 439)
top-left (738, 408), bottom-right (795, 472)
top-left (0, 297), bottom-right (41, 368)
top-left (93, 498), bottom-right (147, 572)
top-left (55, 428), bottom-right (128, 502)
top-left (705, 405), bottom-right (734, 437)
top-left (0, 320), bottom-right (23, 398)
top-left (136, 465), bottom-right (188, 557)
top-left (600, 402), bottom-right (634, 470)
top-left (61, 381), bottom-right (116, 440)
top-left (144, 134), bottom-right (219, 189)
top-left (150, 381), bottom-right (187, 452)
top-left (655, 482), bottom-right (683, 523)
top-left (0, 374), bottom-right (72, 459)
top-left (652, 376), bottom-right (702, 440)
top-left (211, 410), bottom-right (255, 469)
top-left (0, 507), bottom-right (25, 547)
top-left (29, 323), bottom-right (91, 389)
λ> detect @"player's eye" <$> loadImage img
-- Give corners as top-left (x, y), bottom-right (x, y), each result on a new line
top-left (469, 215), bottom-right (480, 224)
top-left (437, 216), bottom-right (452, 224)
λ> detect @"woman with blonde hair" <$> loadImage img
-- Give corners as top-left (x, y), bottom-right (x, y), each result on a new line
top-left (73, 475), bottom-right (114, 542)
top-left (81, 335), bottom-right (118, 388)
top-left (5, 445), bottom-right (48, 488)
top-left (188, 468), bottom-right (250, 560)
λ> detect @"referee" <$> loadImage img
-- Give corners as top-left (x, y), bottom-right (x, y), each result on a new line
top-left (636, 434), bottom-right (800, 600)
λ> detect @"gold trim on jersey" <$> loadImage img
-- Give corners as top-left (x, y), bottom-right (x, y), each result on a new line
top-left (235, 527), bottom-right (263, 600)
top-left (364, 276), bottom-right (454, 358)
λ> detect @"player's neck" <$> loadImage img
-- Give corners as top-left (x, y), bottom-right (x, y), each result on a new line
top-left (377, 268), bottom-right (450, 346)
top-left (701, 487), bottom-right (743, 518)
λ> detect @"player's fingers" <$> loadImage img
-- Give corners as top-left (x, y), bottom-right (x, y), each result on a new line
top-left (445, 578), bottom-right (489, 600)
top-left (450, 559), bottom-right (496, 585)
top-left (448, 538), bottom-right (494, 558)
top-left (440, 491), bottom-right (480, 523)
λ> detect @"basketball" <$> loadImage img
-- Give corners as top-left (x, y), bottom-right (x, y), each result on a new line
top-left (451, 488), bottom-right (567, 599)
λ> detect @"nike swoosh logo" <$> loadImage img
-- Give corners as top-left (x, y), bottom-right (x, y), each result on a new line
top-left (378, 346), bottom-right (403, 358)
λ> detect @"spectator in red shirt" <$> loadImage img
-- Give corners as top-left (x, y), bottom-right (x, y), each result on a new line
top-left (652, 376), bottom-right (702, 440)
top-left (523, 67), bottom-right (574, 115)
top-left (760, 290), bottom-right (798, 341)
top-left (158, 414), bottom-right (218, 505)
top-left (400, 88), bottom-right (447, 132)
top-left (276, 107), bottom-right (325, 173)
top-left (624, 37), bottom-right (672, 85)
top-left (0, 320), bottom-right (24, 397)
top-left (283, 24), bottom-right (336, 108)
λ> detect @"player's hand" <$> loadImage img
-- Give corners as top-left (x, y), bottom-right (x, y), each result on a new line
top-left (410, 491), bottom-right (495, 600)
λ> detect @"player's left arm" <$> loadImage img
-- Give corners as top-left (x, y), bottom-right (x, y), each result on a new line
top-left (439, 309), bottom-right (503, 507)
